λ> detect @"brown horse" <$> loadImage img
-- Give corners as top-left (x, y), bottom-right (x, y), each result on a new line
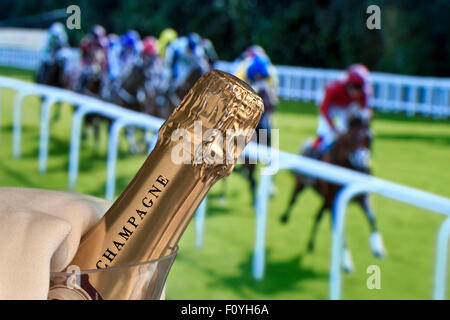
top-left (35, 53), bottom-right (70, 121)
top-left (111, 56), bottom-right (166, 117)
top-left (109, 59), bottom-right (157, 153)
top-left (75, 49), bottom-right (109, 147)
top-left (280, 116), bottom-right (385, 271)
top-left (35, 58), bottom-right (65, 87)
top-left (108, 60), bottom-right (204, 152)
top-left (160, 66), bottom-right (204, 118)
top-left (110, 61), bottom-right (147, 112)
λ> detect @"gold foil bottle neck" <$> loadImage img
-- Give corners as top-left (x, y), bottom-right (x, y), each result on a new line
top-left (158, 70), bottom-right (264, 181)
top-left (160, 70), bottom-right (262, 135)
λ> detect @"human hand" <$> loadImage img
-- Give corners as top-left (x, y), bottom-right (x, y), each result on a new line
top-left (0, 188), bottom-right (111, 299)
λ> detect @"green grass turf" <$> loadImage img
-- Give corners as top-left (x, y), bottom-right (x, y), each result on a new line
top-left (0, 66), bottom-right (449, 299)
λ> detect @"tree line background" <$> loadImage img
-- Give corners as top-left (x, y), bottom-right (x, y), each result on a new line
top-left (0, 0), bottom-right (449, 77)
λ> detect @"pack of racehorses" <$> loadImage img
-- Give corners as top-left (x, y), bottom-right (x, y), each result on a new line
top-left (36, 46), bottom-right (204, 150)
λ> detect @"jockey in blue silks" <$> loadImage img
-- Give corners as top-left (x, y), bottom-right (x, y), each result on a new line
top-left (164, 33), bottom-right (209, 91)
top-left (119, 30), bottom-right (142, 77)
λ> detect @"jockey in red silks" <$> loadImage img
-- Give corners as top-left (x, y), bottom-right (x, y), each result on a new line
top-left (312, 64), bottom-right (373, 155)
top-left (79, 25), bottom-right (109, 68)
top-left (140, 36), bottom-right (165, 89)
top-left (77, 25), bottom-right (109, 93)
top-left (141, 36), bottom-right (158, 60)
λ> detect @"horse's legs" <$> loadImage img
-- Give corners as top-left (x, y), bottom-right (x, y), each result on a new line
top-left (327, 198), bottom-right (354, 273)
top-left (306, 203), bottom-right (327, 252)
top-left (357, 194), bottom-right (386, 258)
top-left (342, 245), bottom-right (355, 274)
top-left (356, 194), bottom-right (377, 232)
top-left (280, 176), bottom-right (305, 224)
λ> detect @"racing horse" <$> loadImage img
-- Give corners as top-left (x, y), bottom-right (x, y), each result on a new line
top-left (110, 55), bottom-right (169, 118)
top-left (35, 55), bottom-right (65, 88)
top-left (159, 65), bottom-right (204, 118)
top-left (35, 50), bottom-right (71, 121)
top-left (109, 58), bottom-right (159, 153)
top-left (280, 116), bottom-right (385, 272)
top-left (75, 48), bottom-right (109, 148)
top-left (112, 60), bottom-right (205, 119)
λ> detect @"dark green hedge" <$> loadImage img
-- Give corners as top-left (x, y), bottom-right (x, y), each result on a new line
top-left (1, 0), bottom-right (448, 76)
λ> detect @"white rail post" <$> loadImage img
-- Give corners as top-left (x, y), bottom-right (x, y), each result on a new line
top-left (289, 71), bottom-right (295, 100)
top-left (433, 218), bottom-right (450, 300)
top-left (105, 120), bottom-right (125, 201)
top-left (12, 91), bottom-right (27, 159)
top-left (38, 97), bottom-right (56, 173)
top-left (68, 107), bottom-right (87, 190)
top-left (425, 85), bottom-right (432, 116)
top-left (329, 183), bottom-right (373, 300)
top-left (381, 83), bottom-right (389, 112)
top-left (444, 87), bottom-right (450, 117)
top-left (253, 172), bottom-right (273, 279)
top-left (409, 85), bottom-right (418, 116)
top-left (195, 198), bottom-right (208, 249)
top-left (393, 81), bottom-right (401, 112)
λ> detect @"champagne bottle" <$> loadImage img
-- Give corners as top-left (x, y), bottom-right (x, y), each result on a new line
top-left (48, 70), bottom-right (263, 300)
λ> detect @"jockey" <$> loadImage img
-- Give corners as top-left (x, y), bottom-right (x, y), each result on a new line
top-left (140, 36), bottom-right (165, 92)
top-left (312, 63), bottom-right (373, 154)
top-left (106, 33), bottom-right (121, 82)
top-left (199, 38), bottom-right (218, 68)
top-left (165, 33), bottom-right (209, 90)
top-left (42, 22), bottom-right (69, 64)
top-left (77, 25), bottom-right (109, 92)
top-left (157, 28), bottom-right (178, 60)
top-left (236, 55), bottom-right (278, 148)
top-left (102, 33), bottom-right (122, 99)
top-left (79, 25), bottom-right (108, 68)
top-left (119, 30), bottom-right (142, 77)
top-left (141, 36), bottom-right (158, 64)
top-left (235, 45), bottom-right (279, 105)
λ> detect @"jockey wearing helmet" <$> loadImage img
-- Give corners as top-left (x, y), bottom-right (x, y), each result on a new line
top-left (157, 28), bottom-right (178, 59)
top-left (141, 36), bottom-right (158, 61)
top-left (140, 36), bottom-right (165, 92)
top-left (165, 32), bottom-right (210, 90)
top-left (312, 63), bottom-right (373, 154)
top-left (37, 22), bottom-right (69, 84)
top-left (80, 25), bottom-right (108, 67)
top-left (102, 33), bottom-right (122, 99)
top-left (106, 33), bottom-right (121, 81)
top-left (235, 45), bottom-right (279, 103)
top-left (141, 36), bottom-right (163, 76)
top-left (235, 45), bottom-right (279, 105)
top-left (199, 38), bottom-right (218, 68)
top-left (236, 53), bottom-right (278, 147)
top-left (42, 22), bottom-right (69, 63)
top-left (119, 30), bottom-right (142, 76)
top-left (77, 25), bottom-right (108, 92)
